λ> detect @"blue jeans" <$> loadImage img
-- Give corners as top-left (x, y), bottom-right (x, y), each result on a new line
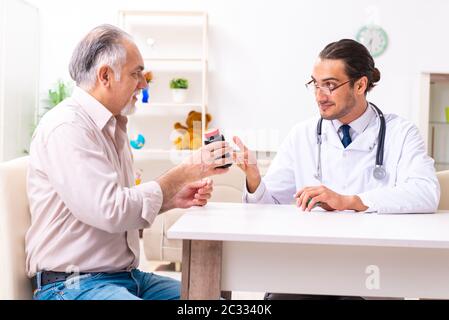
top-left (33, 269), bottom-right (180, 300)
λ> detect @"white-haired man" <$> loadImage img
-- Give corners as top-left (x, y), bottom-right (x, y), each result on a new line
top-left (26, 24), bottom-right (232, 300)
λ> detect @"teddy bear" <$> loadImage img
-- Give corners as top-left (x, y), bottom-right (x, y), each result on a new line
top-left (173, 110), bottom-right (212, 150)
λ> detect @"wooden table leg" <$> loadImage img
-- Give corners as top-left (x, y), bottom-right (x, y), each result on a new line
top-left (220, 291), bottom-right (232, 300)
top-left (181, 240), bottom-right (191, 300)
top-left (181, 240), bottom-right (223, 300)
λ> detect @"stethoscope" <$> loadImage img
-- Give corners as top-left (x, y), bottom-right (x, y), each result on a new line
top-left (314, 102), bottom-right (387, 182)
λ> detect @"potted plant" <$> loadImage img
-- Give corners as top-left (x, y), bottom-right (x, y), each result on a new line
top-left (170, 78), bottom-right (189, 103)
top-left (25, 80), bottom-right (73, 154)
top-left (48, 80), bottom-right (72, 108)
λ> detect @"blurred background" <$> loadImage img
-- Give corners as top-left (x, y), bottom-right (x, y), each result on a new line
top-left (0, 0), bottom-right (448, 168)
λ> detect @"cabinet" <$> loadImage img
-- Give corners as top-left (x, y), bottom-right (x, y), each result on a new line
top-left (0, 0), bottom-right (39, 161)
top-left (421, 73), bottom-right (449, 171)
top-left (118, 11), bottom-right (209, 164)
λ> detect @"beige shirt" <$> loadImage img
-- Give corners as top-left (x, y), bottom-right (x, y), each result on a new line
top-left (25, 87), bottom-right (163, 277)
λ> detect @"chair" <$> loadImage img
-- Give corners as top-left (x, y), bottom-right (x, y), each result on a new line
top-left (142, 165), bottom-right (246, 264)
top-left (437, 170), bottom-right (449, 210)
top-left (0, 156), bottom-right (32, 300)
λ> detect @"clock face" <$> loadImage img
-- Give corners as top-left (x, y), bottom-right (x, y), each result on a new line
top-left (356, 25), bottom-right (389, 58)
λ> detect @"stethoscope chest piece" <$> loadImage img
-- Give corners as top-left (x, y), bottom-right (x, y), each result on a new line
top-left (373, 165), bottom-right (386, 180)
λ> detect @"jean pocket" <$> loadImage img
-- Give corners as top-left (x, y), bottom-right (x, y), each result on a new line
top-left (34, 283), bottom-right (61, 300)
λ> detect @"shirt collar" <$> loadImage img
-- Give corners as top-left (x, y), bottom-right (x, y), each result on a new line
top-left (332, 103), bottom-right (376, 135)
top-left (71, 86), bottom-right (114, 131)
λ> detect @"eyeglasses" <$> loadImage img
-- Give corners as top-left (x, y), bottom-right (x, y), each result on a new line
top-left (305, 79), bottom-right (352, 96)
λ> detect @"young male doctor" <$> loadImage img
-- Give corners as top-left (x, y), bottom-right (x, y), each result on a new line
top-left (234, 38), bottom-right (440, 214)
top-left (232, 39), bottom-right (440, 300)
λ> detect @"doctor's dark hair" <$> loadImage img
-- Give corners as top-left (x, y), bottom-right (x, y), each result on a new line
top-left (69, 24), bottom-right (133, 90)
top-left (319, 39), bottom-right (381, 94)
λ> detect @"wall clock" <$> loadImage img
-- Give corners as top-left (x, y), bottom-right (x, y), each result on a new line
top-left (356, 25), bottom-right (389, 58)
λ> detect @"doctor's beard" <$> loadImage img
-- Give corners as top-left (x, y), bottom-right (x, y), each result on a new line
top-left (320, 94), bottom-right (357, 120)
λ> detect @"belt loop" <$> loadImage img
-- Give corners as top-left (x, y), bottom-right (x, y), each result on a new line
top-left (36, 272), bottom-right (42, 290)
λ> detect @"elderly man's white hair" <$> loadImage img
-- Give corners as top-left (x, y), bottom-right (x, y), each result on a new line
top-left (69, 24), bottom-right (133, 91)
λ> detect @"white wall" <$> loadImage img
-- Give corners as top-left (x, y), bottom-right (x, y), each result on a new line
top-left (0, 0), bottom-right (39, 160)
top-left (26, 0), bottom-right (449, 150)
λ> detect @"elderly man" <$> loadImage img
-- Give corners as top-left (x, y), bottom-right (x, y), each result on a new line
top-left (26, 24), bottom-right (232, 300)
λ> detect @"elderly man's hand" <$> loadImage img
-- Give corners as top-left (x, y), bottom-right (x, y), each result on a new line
top-left (182, 141), bottom-right (233, 182)
top-left (157, 141), bottom-right (230, 213)
top-left (171, 178), bottom-right (214, 209)
top-left (295, 185), bottom-right (368, 212)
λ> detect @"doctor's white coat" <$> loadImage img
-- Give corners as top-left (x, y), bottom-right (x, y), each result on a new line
top-left (243, 114), bottom-right (440, 213)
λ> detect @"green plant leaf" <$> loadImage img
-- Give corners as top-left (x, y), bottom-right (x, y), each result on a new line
top-left (170, 78), bottom-right (189, 89)
top-left (48, 80), bottom-right (72, 107)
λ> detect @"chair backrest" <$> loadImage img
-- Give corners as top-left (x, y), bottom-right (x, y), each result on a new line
top-left (437, 170), bottom-right (449, 210)
top-left (134, 155), bottom-right (247, 203)
top-left (209, 165), bottom-right (246, 203)
top-left (0, 156), bottom-right (32, 300)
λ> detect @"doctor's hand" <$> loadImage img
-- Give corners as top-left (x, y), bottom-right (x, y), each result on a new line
top-left (295, 185), bottom-right (368, 212)
top-left (161, 179), bottom-right (214, 212)
top-left (232, 136), bottom-right (261, 193)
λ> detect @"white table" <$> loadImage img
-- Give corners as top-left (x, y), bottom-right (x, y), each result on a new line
top-left (167, 202), bottom-right (449, 300)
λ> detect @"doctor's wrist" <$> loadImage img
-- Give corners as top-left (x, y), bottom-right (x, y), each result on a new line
top-left (246, 173), bottom-right (261, 194)
top-left (346, 195), bottom-right (369, 212)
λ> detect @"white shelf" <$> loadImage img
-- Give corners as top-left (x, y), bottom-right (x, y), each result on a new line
top-left (132, 148), bottom-right (193, 161)
top-left (145, 57), bottom-right (203, 62)
top-left (131, 103), bottom-right (202, 117)
top-left (144, 59), bottom-right (204, 72)
top-left (121, 12), bottom-right (205, 27)
top-left (120, 10), bottom-right (206, 17)
top-left (430, 121), bottom-right (449, 125)
top-left (138, 102), bottom-right (202, 108)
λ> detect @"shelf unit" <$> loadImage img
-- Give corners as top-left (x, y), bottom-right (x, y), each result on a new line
top-left (118, 11), bottom-right (209, 160)
top-left (421, 73), bottom-right (449, 171)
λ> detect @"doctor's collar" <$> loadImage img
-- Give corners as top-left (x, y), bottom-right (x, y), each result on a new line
top-left (331, 104), bottom-right (376, 136)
